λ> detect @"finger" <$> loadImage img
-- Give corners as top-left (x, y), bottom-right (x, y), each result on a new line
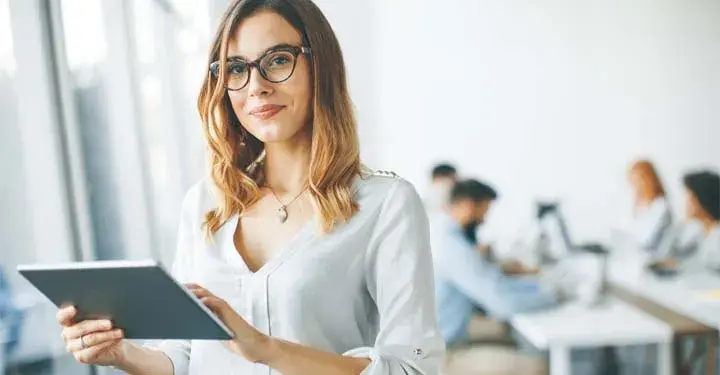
top-left (200, 296), bottom-right (227, 314)
top-left (57, 306), bottom-right (77, 326)
top-left (73, 339), bottom-right (122, 364)
top-left (66, 330), bottom-right (123, 353)
top-left (190, 288), bottom-right (213, 299)
top-left (184, 283), bottom-right (203, 290)
top-left (62, 319), bottom-right (113, 341)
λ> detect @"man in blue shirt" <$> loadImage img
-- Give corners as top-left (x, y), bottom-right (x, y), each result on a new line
top-left (431, 179), bottom-right (557, 347)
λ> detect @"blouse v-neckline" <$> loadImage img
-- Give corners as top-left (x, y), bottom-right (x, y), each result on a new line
top-left (221, 214), bottom-right (317, 276)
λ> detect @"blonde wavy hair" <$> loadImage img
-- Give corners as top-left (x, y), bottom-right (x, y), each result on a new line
top-left (198, 0), bottom-right (361, 237)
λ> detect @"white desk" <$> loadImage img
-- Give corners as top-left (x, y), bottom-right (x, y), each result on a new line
top-left (608, 249), bottom-right (720, 329)
top-left (511, 299), bottom-right (673, 375)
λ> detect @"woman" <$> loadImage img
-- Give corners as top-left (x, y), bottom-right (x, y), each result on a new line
top-left (626, 160), bottom-right (672, 252)
top-left (658, 171), bottom-right (720, 271)
top-left (55, 1), bottom-right (444, 374)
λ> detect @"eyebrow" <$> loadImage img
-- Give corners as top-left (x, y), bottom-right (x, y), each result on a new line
top-left (227, 43), bottom-right (298, 61)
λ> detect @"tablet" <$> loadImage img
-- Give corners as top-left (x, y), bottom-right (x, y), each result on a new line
top-left (17, 260), bottom-right (234, 340)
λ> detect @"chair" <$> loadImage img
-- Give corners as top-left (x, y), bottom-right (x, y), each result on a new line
top-left (441, 314), bottom-right (546, 375)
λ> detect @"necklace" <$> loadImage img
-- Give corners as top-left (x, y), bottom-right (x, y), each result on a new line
top-left (267, 187), bottom-right (307, 223)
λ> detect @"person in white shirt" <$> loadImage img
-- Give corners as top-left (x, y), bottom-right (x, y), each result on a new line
top-left (626, 160), bottom-right (673, 252)
top-left (54, 1), bottom-right (445, 374)
top-left (424, 163), bottom-right (458, 215)
top-left (652, 171), bottom-right (720, 273)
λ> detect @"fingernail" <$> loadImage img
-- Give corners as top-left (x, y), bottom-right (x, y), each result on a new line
top-left (115, 329), bottom-right (123, 338)
top-left (103, 320), bottom-right (112, 329)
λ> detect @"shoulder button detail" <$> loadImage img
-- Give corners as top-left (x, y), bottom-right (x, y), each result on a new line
top-left (374, 169), bottom-right (399, 179)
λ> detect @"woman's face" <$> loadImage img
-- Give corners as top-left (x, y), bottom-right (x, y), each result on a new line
top-left (685, 188), bottom-right (703, 219)
top-left (226, 10), bottom-right (312, 144)
top-left (629, 170), bottom-right (645, 198)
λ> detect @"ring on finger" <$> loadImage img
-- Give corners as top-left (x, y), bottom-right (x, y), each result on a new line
top-left (80, 335), bottom-right (87, 349)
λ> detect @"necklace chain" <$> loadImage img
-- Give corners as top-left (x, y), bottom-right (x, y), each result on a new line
top-left (267, 186), bottom-right (307, 223)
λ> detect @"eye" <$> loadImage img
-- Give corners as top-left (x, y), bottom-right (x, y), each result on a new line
top-left (227, 62), bottom-right (248, 75)
top-left (269, 55), bottom-right (291, 66)
top-left (264, 50), bottom-right (294, 68)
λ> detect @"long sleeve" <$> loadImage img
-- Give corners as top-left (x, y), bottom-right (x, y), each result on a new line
top-left (655, 221), bottom-right (704, 262)
top-left (343, 179), bottom-right (445, 375)
top-left (684, 227), bottom-right (720, 272)
top-left (703, 237), bottom-right (720, 270)
top-left (150, 182), bottom-right (206, 375)
top-left (436, 232), bottom-right (556, 320)
top-left (631, 198), bottom-right (672, 250)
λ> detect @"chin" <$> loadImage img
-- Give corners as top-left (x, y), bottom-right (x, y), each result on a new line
top-left (248, 125), bottom-right (295, 144)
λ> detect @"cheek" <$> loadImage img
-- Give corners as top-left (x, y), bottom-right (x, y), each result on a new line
top-left (686, 198), bottom-right (697, 215)
top-left (228, 93), bottom-right (247, 121)
top-left (289, 64), bottom-right (313, 113)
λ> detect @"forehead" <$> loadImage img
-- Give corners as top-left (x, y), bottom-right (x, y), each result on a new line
top-left (227, 10), bottom-right (303, 59)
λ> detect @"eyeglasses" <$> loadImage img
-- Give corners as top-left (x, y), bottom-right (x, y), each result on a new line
top-left (210, 45), bottom-right (312, 91)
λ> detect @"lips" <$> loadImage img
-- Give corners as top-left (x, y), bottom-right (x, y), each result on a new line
top-left (249, 104), bottom-right (285, 120)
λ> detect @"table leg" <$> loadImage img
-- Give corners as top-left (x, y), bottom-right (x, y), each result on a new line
top-left (657, 342), bottom-right (672, 375)
top-left (705, 333), bottom-right (717, 375)
top-left (674, 335), bottom-right (689, 375)
top-left (549, 346), bottom-right (571, 375)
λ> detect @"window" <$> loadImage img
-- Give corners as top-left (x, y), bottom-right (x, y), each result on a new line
top-left (130, 0), bottom-right (211, 265)
top-left (59, 0), bottom-right (127, 261)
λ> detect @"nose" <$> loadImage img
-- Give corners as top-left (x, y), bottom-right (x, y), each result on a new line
top-left (246, 66), bottom-right (273, 98)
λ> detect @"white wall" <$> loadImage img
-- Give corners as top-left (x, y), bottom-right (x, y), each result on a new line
top-left (313, 0), bottom-right (380, 167)
top-left (357, 0), bottom-right (720, 244)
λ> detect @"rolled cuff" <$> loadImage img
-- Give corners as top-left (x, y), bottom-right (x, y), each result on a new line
top-left (147, 340), bottom-right (190, 375)
top-left (343, 342), bottom-right (444, 375)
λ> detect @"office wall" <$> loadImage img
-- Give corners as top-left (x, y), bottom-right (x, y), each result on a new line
top-left (360, 0), bottom-right (720, 245)
top-left (313, 0), bottom-right (380, 167)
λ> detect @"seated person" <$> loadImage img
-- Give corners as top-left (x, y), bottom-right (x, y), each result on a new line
top-left (653, 171), bottom-right (720, 272)
top-left (431, 179), bottom-right (557, 347)
top-left (424, 163), bottom-right (458, 213)
top-left (626, 160), bottom-right (673, 251)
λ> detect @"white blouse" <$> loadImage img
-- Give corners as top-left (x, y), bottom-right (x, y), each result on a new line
top-left (680, 225), bottom-right (720, 272)
top-left (630, 197), bottom-right (672, 250)
top-left (153, 170), bottom-right (445, 375)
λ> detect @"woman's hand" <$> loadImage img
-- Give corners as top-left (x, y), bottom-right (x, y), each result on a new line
top-left (186, 284), bottom-right (273, 363)
top-left (57, 305), bottom-right (127, 367)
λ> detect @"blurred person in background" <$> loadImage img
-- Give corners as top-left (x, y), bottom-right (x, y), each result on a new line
top-left (625, 160), bottom-right (673, 252)
top-left (425, 163), bottom-right (458, 214)
top-left (54, 0), bottom-right (444, 374)
top-left (432, 179), bottom-right (556, 349)
top-left (654, 170), bottom-right (720, 272)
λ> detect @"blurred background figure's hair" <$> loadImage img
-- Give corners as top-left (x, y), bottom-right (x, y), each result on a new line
top-left (432, 163), bottom-right (457, 180)
top-left (450, 179), bottom-right (498, 203)
top-left (683, 170), bottom-right (720, 221)
top-left (629, 160), bottom-right (666, 202)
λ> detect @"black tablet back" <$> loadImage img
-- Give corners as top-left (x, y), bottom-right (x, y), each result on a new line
top-left (18, 261), bottom-right (233, 340)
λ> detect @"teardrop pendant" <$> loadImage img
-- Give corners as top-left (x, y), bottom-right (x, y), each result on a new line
top-left (278, 206), bottom-right (289, 223)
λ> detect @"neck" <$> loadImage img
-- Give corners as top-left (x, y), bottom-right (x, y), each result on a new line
top-left (636, 195), bottom-right (656, 208)
top-left (263, 130), bottom-right (312, 194)
top-left (701, 217), bottom-right (718, 235)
